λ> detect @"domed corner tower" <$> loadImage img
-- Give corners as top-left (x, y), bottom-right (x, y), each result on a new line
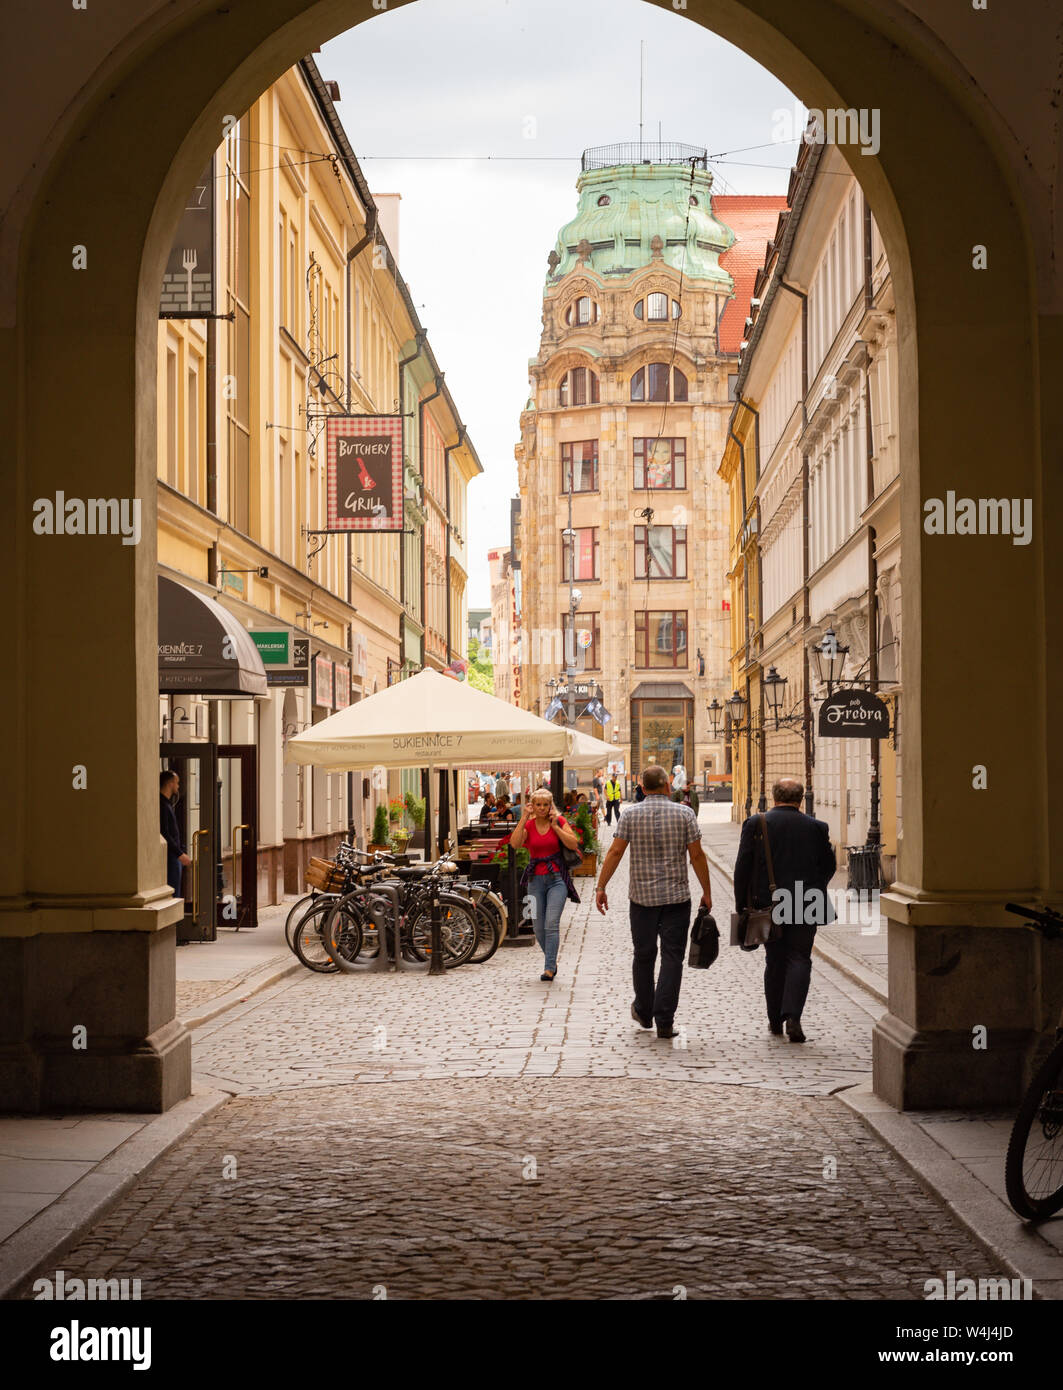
top-left (517, 142), bottom-right (747, 788)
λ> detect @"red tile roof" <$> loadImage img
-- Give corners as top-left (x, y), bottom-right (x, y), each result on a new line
top-left (713, 195), bottom-right (789, 354)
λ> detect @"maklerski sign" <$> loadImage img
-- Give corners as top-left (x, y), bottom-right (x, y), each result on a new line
top-left (818, 689), bottom-right (891, 739)
top-left (326, 415), bottom-right (404, 532)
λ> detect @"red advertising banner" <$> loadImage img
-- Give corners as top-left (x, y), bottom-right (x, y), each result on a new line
top-left (326, 415), bottom-right (404, 532)
top-left (313, 655), bottom-right (334, 708)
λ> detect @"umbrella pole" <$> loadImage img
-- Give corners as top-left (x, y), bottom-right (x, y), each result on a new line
top-left (427, 761), bottom-right (446, 976)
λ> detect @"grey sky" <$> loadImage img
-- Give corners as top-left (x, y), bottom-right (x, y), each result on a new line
top-left (320, 0), bottom-right (802, 607)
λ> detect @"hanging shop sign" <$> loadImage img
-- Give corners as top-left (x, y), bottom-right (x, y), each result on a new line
top-left (817, 688), bottom-right (891, 739)
top-left (159, 157), bottom-right (216, 318)
top-left (325, 415), bottom-right (404, 532)
top-left (249, 630), bottom-right (290, 665)
top-left (334, 664), bottom-right (351, 709)
top-left (291, 638), bottom-right (309, 669)
top-left (267, 670), bottom-right (309, 688)
top-left (352, 632), bottom-right (368, 679)
top-left (313, 655), bottom-right (334, 708)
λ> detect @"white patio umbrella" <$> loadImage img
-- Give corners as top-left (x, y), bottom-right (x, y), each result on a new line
top-left (285, 669), bottom-right (577, 857)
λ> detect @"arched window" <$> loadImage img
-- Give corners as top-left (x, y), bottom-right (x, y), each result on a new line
top-left (558, 366), bottom-right (600, 407)
top-left (630, 363), bottom-right (688, 402)
top-left (565, 296), bottom-right (600, 326)
top-left (633, 297), bottom-right (682, 321)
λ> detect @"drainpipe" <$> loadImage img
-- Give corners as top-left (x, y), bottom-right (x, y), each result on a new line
top-left (444, 427), bottom-right (466, 662)
top-left (729, 423), bottom-right (747, 516)
top-left (397, 331), bottom-right (427, 662)
top-left (418, 372), bottom-right (444, 665)
top-left (735, 394), bottom-right (761, 481)
top-left (345, 208), bottom-right (378, 412)
top-left (779, 277), bottom-right (814, 815)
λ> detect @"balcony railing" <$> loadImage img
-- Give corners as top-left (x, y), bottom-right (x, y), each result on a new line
top-left (581, 142), bottom-right (708, 171)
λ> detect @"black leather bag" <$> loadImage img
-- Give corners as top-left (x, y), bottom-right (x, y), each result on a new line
top-left (561, 844), bottom-right (583, 869)
top-left (729, 813), bottom-right (784, 951)
top-left (688, 906), bottom-right (720, 969)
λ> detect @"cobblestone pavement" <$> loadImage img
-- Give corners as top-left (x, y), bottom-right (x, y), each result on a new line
top-left (15, 823), bottom-right (999, 1300)
top-left (189, 844), bottom-right (879, 1097)
top-left (26, 1078), bottom-right (999, 1300)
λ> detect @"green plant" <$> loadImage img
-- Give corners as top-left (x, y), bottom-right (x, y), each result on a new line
top-left (404, 792), bottom-right (426, 828)
top-left (371, 805), bottom-right (390, 845)
top-left (570, 802), bottom-right (599, 858)
top-left (492, 844), bottom-right (530, 872)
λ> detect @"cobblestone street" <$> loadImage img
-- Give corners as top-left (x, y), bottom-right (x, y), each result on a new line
top-left (14, 825), bottom-right (1005, 1300)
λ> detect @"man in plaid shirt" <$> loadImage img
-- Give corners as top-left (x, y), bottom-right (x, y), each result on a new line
top-left (595, 765), bottom-right (712, 1038)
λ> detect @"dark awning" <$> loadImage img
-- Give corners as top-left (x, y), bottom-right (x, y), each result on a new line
top-left (629, 682), bottom-right (694, 702)
top-left (158, 576), bottom-right (268, 697)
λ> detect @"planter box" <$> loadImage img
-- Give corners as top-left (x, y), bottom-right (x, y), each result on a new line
top-left (572, 852), bottom-right (598, 877)
top-left (368, 842), bottom-right (389, 853)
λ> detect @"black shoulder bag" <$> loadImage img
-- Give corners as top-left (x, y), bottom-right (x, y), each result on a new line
top-left (688, 905), bottom-right (720, 969)
top-left (729, 813), bottom-right (783, 951)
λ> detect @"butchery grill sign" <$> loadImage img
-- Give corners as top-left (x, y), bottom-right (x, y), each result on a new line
top-left (326, 415), bottom-right (404, 532)
top-left (817, 688), bottom-right (890, 739)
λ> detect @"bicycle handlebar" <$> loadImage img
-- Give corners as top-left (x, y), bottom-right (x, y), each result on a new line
top-left (1006, 902), bottom-right (1063, 937)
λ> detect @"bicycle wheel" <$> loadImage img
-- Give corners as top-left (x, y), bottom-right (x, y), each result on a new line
top-left (1005, 1036), bottom-right (1063, 1219)
top-left (322, 894), bottom-right (373, 970)
top-left (292, 898), bottom-right (344, 974)
top-left (467, 892), bottom-right (504, 964)
top-left (285, 893), bottom-right (318, 953)
top-left (407, 895), bottom-right (479, 968)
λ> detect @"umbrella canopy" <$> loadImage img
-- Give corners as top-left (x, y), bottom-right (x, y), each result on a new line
top-left (565, 729), bottom-right (617, 769)
top-left (285, 668), bottom-right (576, 770)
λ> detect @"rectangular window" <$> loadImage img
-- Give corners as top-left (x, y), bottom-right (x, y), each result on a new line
top-left (560, 611), bottom-right (601, 669)
top-left (187, 365), bottom-right (199, 503)
top-left (634, 526), bottom-right (687, 579)
top-left (560, 440), bottom-right (599, 492)
top-left (634, 610), bottom-right (688, 668)
top-left (165, 346), bottom-right (178, 487)
top-left (633, 437), bottom-right (686, 489)
top-left (561, 527), bottom-right (599, 582)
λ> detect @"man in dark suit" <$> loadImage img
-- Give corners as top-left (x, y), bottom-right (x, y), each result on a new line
top-left (733, 777), bottom-right (836, 1043)
top-left (160, 770), bottom-right (191, 901)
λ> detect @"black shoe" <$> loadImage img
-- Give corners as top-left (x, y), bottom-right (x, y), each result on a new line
top-left (541, 968), bottom-right (556, 982)
top-left (784, 1016), bottom-right (806, 1044)
top-left (631, 1001), bottom-right (652, 1029)
top-left (656, 1023), bottom-right (677, 1039)
top-left (769, 1019), bottom-right (784, 1036)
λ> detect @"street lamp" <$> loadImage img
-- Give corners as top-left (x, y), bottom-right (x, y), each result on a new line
top-left (763, 666), bottom-right (788, 726)
top-left (726, 689), bottom-right (748, 726)
top-left (706, 697), bottom-right (723, 739)
top-left (811, 628), bottom-right (848, 692)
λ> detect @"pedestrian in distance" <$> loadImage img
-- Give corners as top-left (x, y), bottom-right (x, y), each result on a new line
top-left (510, 789), bottom-right (581, 982)
top-left (733, 777), bottom-right (837, 1044)
top-left (595, 765), bottom-right (713, 1038)
top-left (159, 770), bottom-right (191, 901)
top-left (633, 777), bottom-right (646, 804)
top-left (603, 771), bottom-right (624, 823)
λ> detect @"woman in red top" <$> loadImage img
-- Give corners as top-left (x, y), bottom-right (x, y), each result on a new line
top-left (510, 789), bottom-right (581, 981)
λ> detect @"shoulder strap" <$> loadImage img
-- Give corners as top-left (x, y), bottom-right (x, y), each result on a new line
top-left (757, 813), bottom-right (777, 893)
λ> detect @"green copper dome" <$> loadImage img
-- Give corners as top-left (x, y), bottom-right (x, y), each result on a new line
top-left (547, 157), bottom-right (735, 287)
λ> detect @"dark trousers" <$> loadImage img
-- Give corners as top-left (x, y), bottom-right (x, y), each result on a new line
top-left (604, 800), bottom-right (621, 824)
top-left (630, 900), bottom-right (691, 1026)
top-left (764, 922), bottom-right (816, 1023)
top-left (167, 855), bottom-right (184, 901)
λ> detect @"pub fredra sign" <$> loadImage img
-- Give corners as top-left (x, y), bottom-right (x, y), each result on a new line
top-left (817, 688), bottom-right (890, 738)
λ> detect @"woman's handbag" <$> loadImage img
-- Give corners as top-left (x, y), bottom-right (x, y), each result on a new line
top-left (561, 844), bottom-right (584, 869)
top-left (729, 813), bottom-right (783, 951)
top-left (688, 905), bottom-right (720, 969)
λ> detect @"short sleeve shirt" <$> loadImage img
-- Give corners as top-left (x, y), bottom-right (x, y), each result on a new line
top-left (526, 816), bottom-right (569, 874)
top-left (615, 796), bottom-right (701, 906)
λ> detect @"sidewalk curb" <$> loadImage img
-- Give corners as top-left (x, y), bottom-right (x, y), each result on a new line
top-left (837, 1082), bottom-right (1063, 1297)
top-left (0, 1085), bottom-right (228, 1300)
top-left (700, 843), bottom-right (888, 1005)
top-left (179, 954), bottom-right (302, 1030)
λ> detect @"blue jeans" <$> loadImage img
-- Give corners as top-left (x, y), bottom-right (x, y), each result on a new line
top-left (525, 870), bottom-right (567, 972)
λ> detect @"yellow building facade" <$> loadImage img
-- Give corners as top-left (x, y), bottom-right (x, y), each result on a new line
top-left (156, 57), bottom-right (481, 911)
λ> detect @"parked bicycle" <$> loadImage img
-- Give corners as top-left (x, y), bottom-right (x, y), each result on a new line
top-left (1004, 901), bottom-right (1063, 1219)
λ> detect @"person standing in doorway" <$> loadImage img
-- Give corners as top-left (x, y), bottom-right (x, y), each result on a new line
top-left (160, 770), bottom-right (191, 902)
top-left (603, 770), bottom-right (624, 824)
top-left (733, 777), bottom-right (836, 1043)
top-left (510, 789), bottom-right (581, 982)
top-left (595, 765), bottom-right (712, 1038)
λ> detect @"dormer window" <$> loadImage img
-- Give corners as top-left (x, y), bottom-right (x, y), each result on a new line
top-left (597, 194), bottom-right (612, 207)
top-left (565, 296), bottom-right (600, 326)
top-left (633, 295), bottom-right (682, 321)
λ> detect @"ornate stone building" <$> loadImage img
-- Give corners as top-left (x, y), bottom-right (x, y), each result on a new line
top-left (515, 144), bottom-right (783, 780)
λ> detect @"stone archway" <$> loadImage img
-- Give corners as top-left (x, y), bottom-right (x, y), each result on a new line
top-left (1, 0), bottom-right (1059, 1111)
